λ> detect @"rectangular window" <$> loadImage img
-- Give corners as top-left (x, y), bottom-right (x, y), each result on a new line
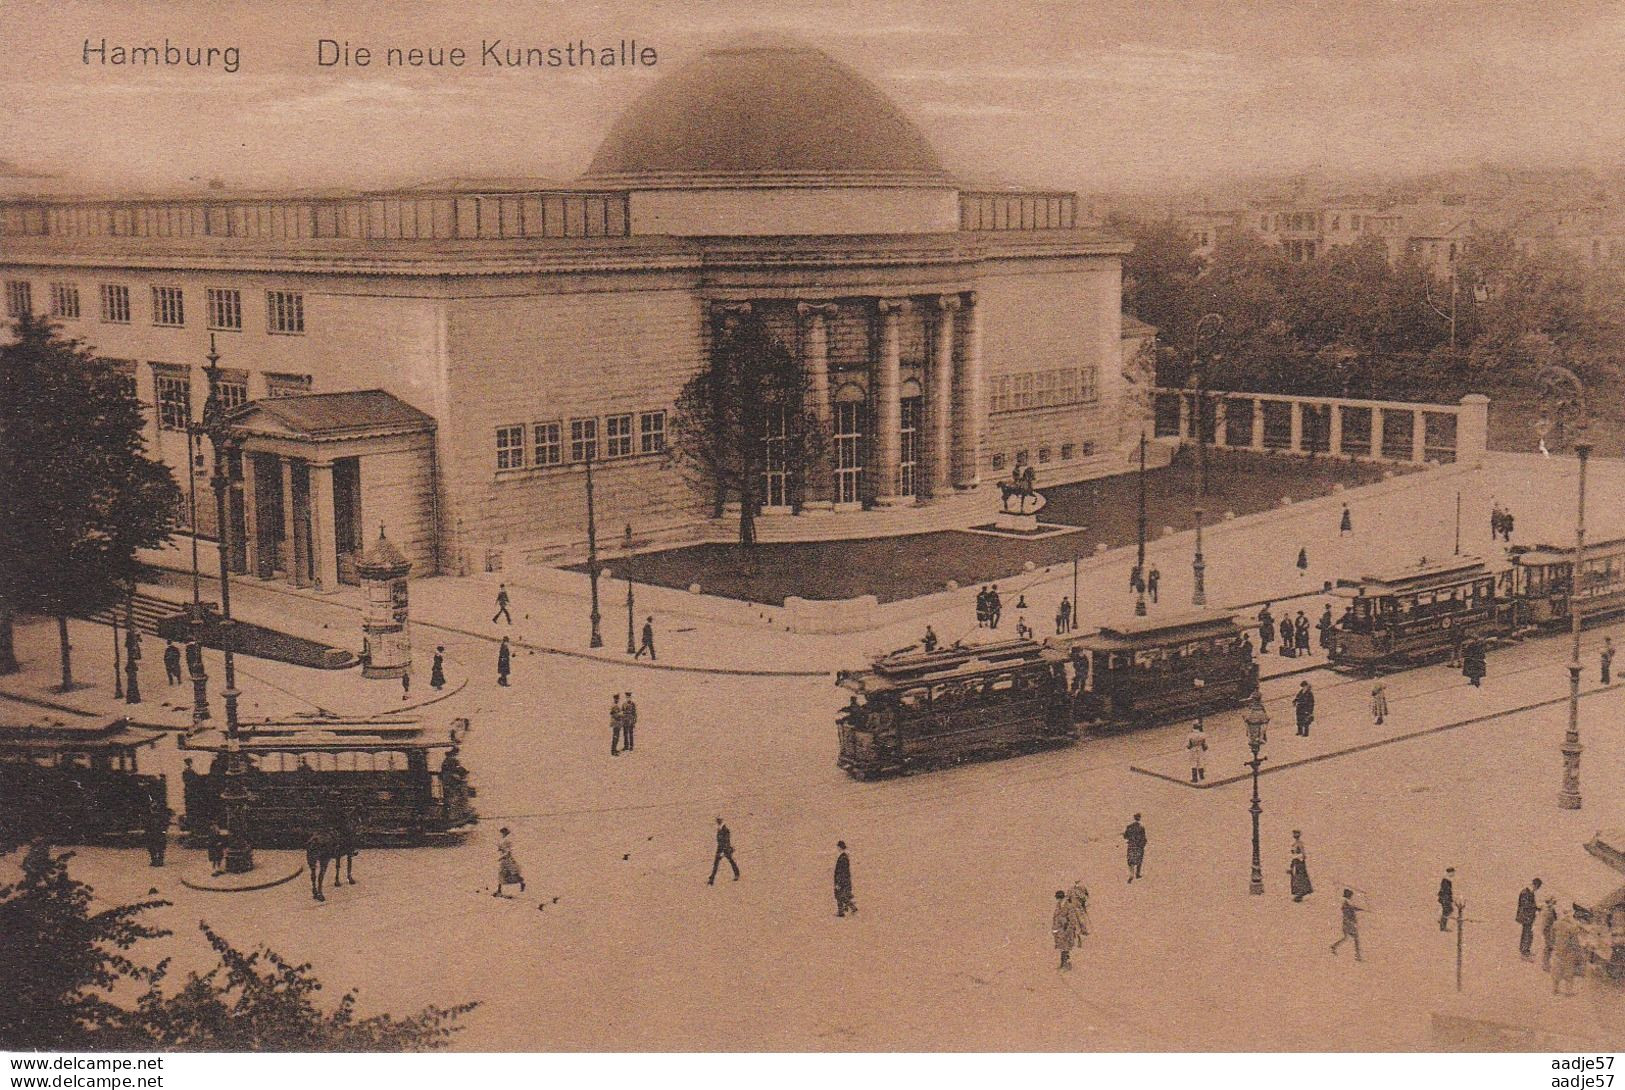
top-left (99, 283), bottom-right (130, 323)
top-left (152, 286), bottom-right (185, 326)
top-left (264, 372), bottom-right (312, 398)
top-left (604, 413), bottom-right (633, 458)
top-left (639, 410), bottom-right (666, 455)
top-left (496, 425), bottom-right (526, 470)
top-left (48, 282), bottom-right (80, 319)
top-left (266, 290), bottom-right (305, 334)
top-left (153, 367), bottom-right (191, 431)
top-left (1079, 365), bottom-right (1099, 402)
top-left (569, 417), bottom-right (598, 463)
top-left (533, 421), bottom-right (562, 466)
top-left (217, 371), bottom-right (249, 411)
top-left (4, 280), bottom-right (32, 318)
top-left (1060, 442), bottom-right (1075, 460)
top-left (206, 287), bottom-right (243, 331)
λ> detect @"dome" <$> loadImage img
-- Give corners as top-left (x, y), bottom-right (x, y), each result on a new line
top-left (583, 45), bottom-right (950, 187)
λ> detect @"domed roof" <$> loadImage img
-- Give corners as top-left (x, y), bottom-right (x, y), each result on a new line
top-left (583, 45), bottom-right (950, 187)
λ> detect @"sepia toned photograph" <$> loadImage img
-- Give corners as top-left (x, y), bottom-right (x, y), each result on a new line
top-left (2, 0), bottom-right (1623, 1074)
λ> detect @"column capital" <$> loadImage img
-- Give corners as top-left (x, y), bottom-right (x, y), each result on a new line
top-left (797, 301), bottom-right (839, 320)
top-left (708, 300), bottom-right (753, 318)
top-left (935, 294), bottom-right (963, 312)
top-left (876, 298), bottom-right (912, 317)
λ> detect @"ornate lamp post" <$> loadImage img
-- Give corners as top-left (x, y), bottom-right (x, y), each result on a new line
top-left (1192, 506), bottom-right (1207, 607)
top-left (202, 335), bottom-right (253, 873)
top-left (1243, 691), bottom-right (1270, 895)
top-left (123, 585), bottom-right (141, 704)
top-left (1135, 432), bottom-right (1148, 617)
top-left (184, 427), bottom-right (210, 724)
top-left (1535, 363), bottom-right (1589, 810)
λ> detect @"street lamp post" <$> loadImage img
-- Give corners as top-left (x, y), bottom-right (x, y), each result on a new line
top-left (585, 449), bottom-right (603, 649)
top-left (1535, 364), bottom-right (1588, 810)
top-left (184, 428), bottom-right (210, 724)
top-left (202, 334), bottom-right (252, 873)
top-left (1243, 691), bottom-right (1270, 895)
top-left (123, 585), bottom-right (141, 704)
top-left (625, 573), bottom-right (636, 656)
top-left (1135, 432), bottom-right (1148, 617)
top-left (1188, 313), bottom-right (1224, 498)
top-left (1192, 506), bottom-right (1206, 607)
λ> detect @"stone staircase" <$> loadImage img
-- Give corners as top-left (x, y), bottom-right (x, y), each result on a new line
top-left (84, 592), bottom-right (198, 637)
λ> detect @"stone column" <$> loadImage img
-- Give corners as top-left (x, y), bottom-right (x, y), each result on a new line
top-left (1457, 393), bottom-right (1490, 468)
top-left (1371, 406), bottom-right (1385, 460)
top-left (1411, 409), bottom-right (1428, 463)
top-left (1213, 398), bottom-right (1229, 449)
top-left (928, 295), bottom-right (959, 498)
top-left (1177, 392), bottom-right (1191, 438)
top-left (1328, 403), bottom-right (1343, 456)
top-left (873, 298), bottom-right (908, 505)
top-left (308, 461), bottom-right (340, 593)
top-left (798, 301), bottom-right (838, 510)
top-left (1288, 400), bottom-right (1304, 453)
top-left (241, 451), bottom-right (260, 578)
top-left (954, 290), bottom-right (983, 489)
top-left (1250, 399), bottom-right (1266, 451)
top-left (280, 456), bottom-right (304, 586)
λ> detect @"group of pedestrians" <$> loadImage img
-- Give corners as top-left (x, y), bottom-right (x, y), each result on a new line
top-left (1128, 564), bottom-right (1161, 603)
top-left (975, 585), bottom-right (1004, 628)
top-left (1258, 604), bottom-right (1320, 659)
top-left (1491, 502), bottom-right (1516, 542)
top-left (609, 692), bottom-right (638, 756)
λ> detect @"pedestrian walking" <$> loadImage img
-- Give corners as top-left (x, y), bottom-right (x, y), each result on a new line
top-left (1258, 604), bottom-right (1275, 653)
top-left (1016, 615), bottom-right (1033, 640)
top-left (1339, 503), bottom-right (1353, 536)
top-left (1503, 508), bottom-right (1515, 542)
top-left (401, 672), bottom-right (411, 700)
top-left (975, 586), bottom-right (990, 627)
top-left (1538, 896), bottom-right (1559, 971)
top-left (610, 694), bottom-right (624, 756)
top-left (707, 817), bottom-right (740, 884)
top-left (621, 692), bottom-right (637, 751)
top-left (1123, 813), bottom-right (1147, 882)
top-left (496, 636), bottom-right (511, 686)
top-left (430, 646), bottom-right (447, 690)
top-left (1317, 605), bottom-right (1334, 652)
top-left (922, 625), bottom-right (939, 652)
top-left (1292, 680), bottom-right (1315, 737)
top-left (1128, 566), bottom-right (1142, 595)
top-left (1294, 611), bottom-right (1311, 655)
top-left (1462, 638), bottom-right (1486, 687)
top-left (988, 585), bottom-right (1003, 629)
top-left (1056, 597), bottom-right (1072, 635)
top-left (1147, 566), bottom-right (1160, 604)
top-left (163, 640), bottom-right (182, 685)
top-left (834, 841), bottom-right (857, 916)
top-left (1437, 867), bottom-right (1456, 931)
top-left (1067, 881), bottom-right (1092, 939)
top-left (1279, 615), bottom-right (1295, 657)
top-left (1516, 878), bottom-right (1543, 959)
top-left (636, 616), bottom-right (657, 660)
top-left (1330, 888), bottom-right (1363, 960)
top-left (492, 583), bottom-right (513, 625)
top-left (1551, 908), bottom-right (1584, 996)
top-left (1186, 722), bottom-right (1208, 783)
top-left (1296, 546), bottom-right (1309, 576)
top-left (1601, 637), bottom-right (1615, 684)
top-left (1051, 890), bottom-right (1082, 971)
top-left (1288, 830), bottom-right (1314, 902)
top-left (495, 827), bottom-right (525, 897)
top-left (1370, 683), bottom-right (1388, 726)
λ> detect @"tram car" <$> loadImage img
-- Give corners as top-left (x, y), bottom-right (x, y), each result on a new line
top-left (1328, 556), bottom-right (1515, 672)
top-left (1509, 534), bottom-right (1625, 629)
top-left (0, 719), bottom-right (168, 845)
top-left (834, 610), bottom-right (1258, 780)
top-left (180, 718), bottom-right (477, 845)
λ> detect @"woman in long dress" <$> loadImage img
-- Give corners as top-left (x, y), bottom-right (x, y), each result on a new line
top-left (495, 826), bottom-right (526, 897)
top-left (1067, 881), bottom-right (1092, 938)
top-left (1051, 890), bottom-right (1082, 970)
top-left (1370, 683), bottom-right (1389, 726)
top-left (1288, 830), bottom-right (1314, 902)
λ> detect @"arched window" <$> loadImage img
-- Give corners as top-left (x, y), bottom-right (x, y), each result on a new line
top-left (833, 383), bottom-right (867, 504)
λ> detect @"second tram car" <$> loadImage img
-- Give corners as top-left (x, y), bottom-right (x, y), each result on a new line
top-left (0, 719), bottom-right (168, 844)
top-left (1329, 556), bottom-right (1514, 672)
top-left (1510, 535), bottom-right (1625, 629)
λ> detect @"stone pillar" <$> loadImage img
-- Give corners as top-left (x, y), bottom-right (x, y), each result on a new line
top-left (1288, 400), bottom-right (1303, 453)
top-left (1328, 404), bottom-right (1343, 456)
top-left (1250, 399), bottom-right (1266, 451)
top-left (1457, 393), bottom-right (1489, 467)
top-left (1213, 398), bottom-right (1229, 448)
top-left (308, 461), bottom-right (340, 593)
top-left (241, 451), bottom-right (259, 578)
top-left (798, 301), bottom-right (838, 510)
top-left (929, 295), bottom-right (959, 497)
top-left (1177, 392), bottom-right (1191, 438)
top-left (280, 457), bottom-right (305, 587)
top-left (873, 298), bottom-right (908, 505)
top-left (954, 290), bottom-right (983, 489)
top-left (1412, 409), bottom-right (1428, 463)
top-left (1371, 406), bottom-right (1385, 460)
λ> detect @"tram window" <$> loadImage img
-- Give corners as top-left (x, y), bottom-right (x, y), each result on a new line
top-left (988, 675), bottom-right (1015, 693)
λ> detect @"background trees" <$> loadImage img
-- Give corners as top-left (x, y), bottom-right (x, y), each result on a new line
top-left (0, 314), bottom-right (181, 686)
top-left (668, 309), bottom-right (825, 548)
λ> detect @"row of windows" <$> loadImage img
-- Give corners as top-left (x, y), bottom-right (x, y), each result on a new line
top-left (3, 279), bottom-right (305, 334)
top-left (959, 192), bottom-right (1078, 232)
top-left (987, 367), bottom-right (1099, 414)
top-left (128, 361), bottom-right (308, 431)
top-left (1260, 212), bottom-right (1367, 233)
top-left (1, 192), bottom-right (632, 242)
top-left (989, 441), bottom-right (1095, 473)
top-left (496, 411), bottom-right (666, 472)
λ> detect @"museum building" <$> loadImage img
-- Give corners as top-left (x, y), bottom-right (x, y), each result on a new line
top-left (0, 43), bottom-right (1141, 589)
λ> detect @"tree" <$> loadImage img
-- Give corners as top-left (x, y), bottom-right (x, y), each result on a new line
top-left (667, 309), bottom-right (824, 549)
top-left (0, 313), bottom-right (181, 686)
top-left (0, 843), bottom-right (477, 1051)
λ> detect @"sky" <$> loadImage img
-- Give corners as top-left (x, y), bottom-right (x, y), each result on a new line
top-left (2, 0), bottom-right (1622, 194)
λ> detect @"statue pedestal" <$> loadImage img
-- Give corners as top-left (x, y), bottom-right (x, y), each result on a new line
top-left (995, 511), bottom-right (1040, 533)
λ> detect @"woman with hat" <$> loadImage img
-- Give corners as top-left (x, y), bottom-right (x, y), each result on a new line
top-left (1288, 830), bottom-right (1314, 902)
top-left (495, 827), bottom-right (525, 897)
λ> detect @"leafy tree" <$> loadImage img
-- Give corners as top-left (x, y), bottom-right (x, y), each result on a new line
top-left (0, 313), bottom-right (181, 686)
top-left (0, 843), bottom-right (477, 1051)
top-left (667, 309), bottom-right (824, 549)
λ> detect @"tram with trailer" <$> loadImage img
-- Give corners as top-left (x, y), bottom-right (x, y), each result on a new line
top-left (834, 610), bottom-right (1258, 779)
top-left (0, 719), bottom-right (168, 844)
top-left (1508, 535), bottom-right (1625, 629)
top-left (180, 718), bottom-right (477, 845)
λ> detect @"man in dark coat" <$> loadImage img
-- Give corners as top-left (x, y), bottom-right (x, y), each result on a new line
top-left (610, 694), bottom-right (624, 756)
top-left (1293, 681), bottom-right (1315, 737)
top-left (497, 636), bottom-right (511, 686)
top-left (1438, 867), bottom-right (1456, 931)
top-left (988, 586), bottom-right (1003, 629)
top-left (492, 583), bottom-right (512, 624)
top-left (163, 641), bottom-right (182, 685)
top-left (1317, 605), bottom-right (1335, 652)
top-left (1339, 503), bottom-right (1353, 536)
top-left (1123, 813), bottom-right (1147, 882)
top-left (1147, 566), bottom-right (1160, 604)
top-left (1517, 878), bottom-right (1543, 957)
top-left (707, 817), bottom-right (739, 884)
top-left (144, 799), bottom-right (170, 867)
top-left (976, 586), bottom-right (989, 627)
top-left (1294, 611), bottom-right (1311, 654)
top-left (621, 692), bottom-right (637, 752)
top-left (1279, 615), bottom-right (1295, 657)
top-left (184, 639), bottom-right (204, 679)
top-left (834, 840), bottom-right (856, 916)
top-left (1258, 604), bottom-right (1275, 653)
top-left (1462, 639), bottom-right (1487, 686)
top-left (637, 617), bottom-right (657, 660)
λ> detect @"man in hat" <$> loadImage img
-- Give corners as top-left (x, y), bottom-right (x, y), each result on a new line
top-left (1516, 877), bottom-right (1543, 958)
top-left (1258, 603), bottom-right (1275, 653)
top-left (621, 692), bottom-right (637, 752)
top-left (1123, 813), bottom-right (1147, 882)
top-left (1186, 722), bottom-right (1208, 783)
top-left (163, 640), bottom-right (182, 685)
top-left (833, 841), bottom-right (856, 917)
top-left (1330, 888), bottom-right (1363, 961)
top-left (1293, 680), bottom-right (1315, 737)
top-left (1538, 895), bottom-right (1560, 971)
top-left (1147, 566), bottom-right (1160, 604)
top-left (492, 583), bottom-right (512, 625)
top-left (708, 817), bottom-right (739, 884)
top-left (609, 693), bottom-right (624, 757)
top-left (637, 616), bottom-right (657, 660)
top-left (1438, 867), bottom-right (1456, 931)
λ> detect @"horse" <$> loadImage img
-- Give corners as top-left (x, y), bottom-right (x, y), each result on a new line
top-left (304, 812), bottom-right (358, 902)
top-left (998, 466), bottom-right (1041, 514)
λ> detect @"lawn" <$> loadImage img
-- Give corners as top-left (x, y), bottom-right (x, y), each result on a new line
top-left (596, 449), bottom-right (1409, 605)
